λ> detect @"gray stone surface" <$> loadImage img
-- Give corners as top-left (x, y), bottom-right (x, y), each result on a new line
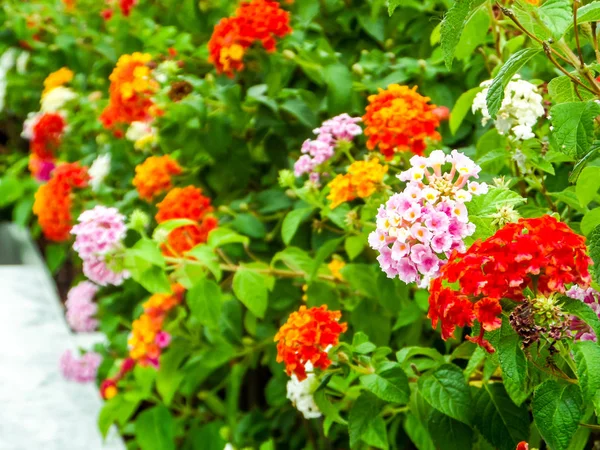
top-left (0, 225), bottom-right (125, 450)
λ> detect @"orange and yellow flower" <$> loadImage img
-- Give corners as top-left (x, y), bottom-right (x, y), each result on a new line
top-left (43, 67), bottom-right (74, 96)
top-left (363, 84), bottom-right (441, 159)
top-left (133, 155), bottom-right (182, 201)
top-left (274, 305), bottom-right (347, 381)
top-left (99, 53), bottom-right (158, 130)
top-left (155, 186), bottom-right (218, 257)
top-left (327, 158), bottom-right (387, 209)
top-left (327, 259), bottom-right (345, 281)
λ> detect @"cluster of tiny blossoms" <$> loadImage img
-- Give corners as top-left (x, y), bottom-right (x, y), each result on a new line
top-left (429, 216), bottom-right (591, 352)
top-left (286, 361), bottom-right (322, 419)
top-left (327, 158), bottom-right (388, 209)
top-left (133, 155), bottom-right (182, 201)
top-left (60, 350), bottom-right (102, 383)
top-left (275, 305), bottom-right (347, 381)
top-left (65, 281), bottom-right (99, 332)
top-left (294, 114), bottom-right (363, 181)
top-left (567, 286), bottom-right (600, 341)
top-left (368, 150), bottom-right (487, 287)
top-left (208, 0), bottom-right (291, 77)
top-left (472, 76), bottom-right (545, 141)
top-left (71, 206), bottom-right (129, 286)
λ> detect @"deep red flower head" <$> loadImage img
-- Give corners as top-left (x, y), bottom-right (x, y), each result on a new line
top-left (274, 305), bottom-right (347, 381)
top-left (429, 215), bottom-right (592, 352)
top-left (31, 113), bottom-right (66, 160)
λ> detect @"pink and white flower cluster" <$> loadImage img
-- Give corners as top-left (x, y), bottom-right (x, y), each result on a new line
top-left (294, 113), bottom-right (362, 181)
top-left (567, 285), bottom-right (600, 341)
top-left (65, 281), bottom-right (99, 332)
top-left (71, 205), bottom-right (130, 286)
top-left (368, 150), bottom-right (488, 287)
top-left (60, 350), bottom-right (102, 383)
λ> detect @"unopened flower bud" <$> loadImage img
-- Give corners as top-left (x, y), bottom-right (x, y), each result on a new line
top-left (153, 227), bottom-right (169, 244)
top-left (278, 169), bottom-right (295, 188)
top-left (129, 209), bottom-right (150, 232)
top-left (352, 63), bottom-right (364, 76)
top-left (282, 49), bottom-right (296, 60)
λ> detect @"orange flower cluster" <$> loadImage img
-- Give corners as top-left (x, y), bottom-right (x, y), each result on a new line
top-left (30, 112), bottom-right (66, 160)
top-left (429, 216), bottom-right (591, 352)
top-left (363, 84), bottom-right (441, 159)
top-left (33, 162), bottom-right (89, 242)
top-left (128, 285), bottom-right (184, 367)
top-left (274, 305), bottom-right (347, 381)
top-left (42, 68), bottom-right (74, 96)
top-left (208, 0), bottom-right (292, 77)
top-left (155, 186), bottom-right (218, 257)
top-left (327, 158), bottom-right (388, 209)
top-left (99, 53), bottom-right (158, 130)
top-left (133, 155), bottom-right (182, 201)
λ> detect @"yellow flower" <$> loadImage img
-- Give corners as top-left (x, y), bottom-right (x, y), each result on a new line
top-left (42, 67), bottom-right (74, 96)
top-left (327, 158), bottom-right (387, 208)
top-left (328, 259), bottom-right (346, 281)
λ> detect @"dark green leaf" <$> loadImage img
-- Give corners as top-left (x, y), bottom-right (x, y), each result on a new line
top-left (232, 269), bottom-right (268, 318)
top-left (188, 277), bottom-right (222, 328)
top-left (360, 362), bottom-right (410, 404)
top-left (349, 391), bottom-right (388, 449)
top-left (418, 364), bottom-right (472, 424)
top-left (441, 0), bottom-right (475, 69)
top-left (428, 409), bottom-right (474, 450)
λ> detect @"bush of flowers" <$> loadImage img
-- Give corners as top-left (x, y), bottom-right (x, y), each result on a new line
top-left (4, 0), bottom-right (600, 449)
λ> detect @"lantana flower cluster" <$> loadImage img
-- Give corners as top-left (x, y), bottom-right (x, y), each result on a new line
top-left (567, 286), bottom-right (600, 341)
top-left (208, 0), bottom-right (292, 77)
top-left (155, 186), bottom-right (218, 257)
top-left (65, 281), bottom-right (99, 332)
top-left (286, 361), bottom-right (322, 419)
top-left (100, 358), bottom-right (136, 400)
top-left (60, 350), bottom-right (102, 383)
top-left (99, 53), bottom-right (159, 131)
top-left (327, 158), bottom-right (388, 209)
top-left (472, 75), bottom-right (545, 140)
top-left (363, 84), bottom-right (441, 159)
top-left (133, 155), bottom-right (182, 201)
top-left (88, 154), bottom-right (111, 192)
top-left (33, 162), bottom-right (89, 241)
top-left (275, 305), bottom-right (347, 381)
top-left (429, 215), bottom-right (592, 352)
top-left (294, 114), bottom-right (363, 181)
top-left (125, 121), bottom-right (158, 151)
top-left (128, 285), bottom-right (184, 367)
top-left (71, 206), bottom-right (130, 286)
top-left (368, 150), bottom-right (487, 287)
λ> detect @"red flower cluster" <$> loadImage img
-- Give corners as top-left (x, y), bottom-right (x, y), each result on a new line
top-left (31, 113), bottom-right (66, 160)
top-left (274, 305), bottom-right (347, 381)
top-left (208, 0), bottom-right (292, 77)
top-left (155, 186), bottom-right (218, 257)
top-left (428, 215), bottom-right (592, 352)
top-left (33, 162), bottom-right (89, 242)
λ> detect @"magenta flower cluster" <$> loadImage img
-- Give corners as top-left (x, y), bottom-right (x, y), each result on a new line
top-left (368, 150), bottom-right (488, 287)
top-left (66, 281), bottom-right (99, 332)
top-left (71, 205), bottom-right (130, 286)
top-left (60, 350), bottom-right (102, 383)
top-left (293, 113), bottom-right (362, 181)
top-left (567, 286), bottom-right (600, 341)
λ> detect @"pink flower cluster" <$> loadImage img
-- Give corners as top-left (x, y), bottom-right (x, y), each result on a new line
top-left (71, 206), bottom-right (130, 286)
top-left (294, 114), bottom-right (362, 181)
top-left (66, 281), bottom-right (99, 332)
top-left (60, 350), bottom-right (102, 383)
top-left (567, 285), bottom-right (600, 341)
top-left (368, 150), bottom-right (488, 287)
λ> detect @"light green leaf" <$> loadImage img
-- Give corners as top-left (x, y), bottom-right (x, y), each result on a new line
top-left (135, 406), bottom-right (175, 450)
top-left (574, 2), bottom-right (600, 25)
top-left (538, 0), bottom-right (572, 39)
top-left (450, 87), bottom-right (482, 134)
top-left (154, 219), bottom-right (197, 236)
top-left (581, 207), bottom-right (600, 235)
top-left (188, 277), bottom-right (222, 328)
top-left (207, 228), bottom-right (249, 248)
top-left (404, 413), bottom-right (435, 450)
top-left (576, 166), bottom-right (600, 207)
top-left (473, 384), bottom-right (530, 450)
top-left (389, 0), bottom-right (402, 15)
top-left (441, 0), bottom-right (475, 69)
top-left (486, 48), bottom-right (541, 118)
top-left (533, 381), bottom-right (583, 450)
top-left (418, 364), bottom-right (472, 425)
top-left (550, 101), bottom-right (600, 159)
top-left (137, 266), bottom-right (171, 294)
top-left (345, 235), bottom-right (365, 260)
top-left (497, 318), bottom-right (529, 406)
top-left (281, 208), bottom-right (313, 245)
top-left (272, 247), bottom-right (313, 275)
top-left (548, 76), bottom-right (596, 104)
top-left (186, 244), bottom-right (222, 280)
top-left (359, 362), bottom-right (410, 404)
top-left (232, 269), bottom-right (268, 318)
top-left (573, 341), bottom-right (600, 415)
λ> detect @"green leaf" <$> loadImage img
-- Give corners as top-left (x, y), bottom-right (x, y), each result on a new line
top-left (418, 364), bottom-right (472, 425)
top-left (550, 101), bottom-right (600, 159)
top-left (573, 341), bottom-right (600, 414)
top-left (538, 0), bottom-right (572, 39)
top-left (450, 87), bottom-right (481, 134)
top-left (574, 2), bottom-right (600, 25)
top-left (156, 344), bottom-right (187, 406)
top-left (345, 235), bottom-right (365, 260)
top-left (98, 396), bottom-right (140, 438)
top-left (548, 76), bottom-right (596, 104)
top-left (129, 238), bottom-right (166, 268)
top-left (349, 391), bottom-right (388, 449)
top-left (360, 362), bottom-right (410, 404)
top-left (582, 207), bottom-right (600, 235)
top-left (188, 277), bottom-right (222, 328)
top-left (324, 64), bottom-right (353, 115)
top-left (154, 218), bottom-right (197, 236)
top-left (207, 228), bottom-right (249, 248)
top-left (232, 269), bottom-right (268, 318)
top-left (497, 318), bottom-right (529, 405)
top-left (533, 381), bottom-right (583, 450)
top-left (575, 166), bottom-right (600, 207)
top-left (404, 413), bottom-right (436, 450)
top-left (137, 266), bottom-right (171, 294)
top-left (272, 247), bottom-right (313, 275)
top-left (281, 98), bottom-right (317, 128)
top-left (441, 0), bottom-right (475, 69)
top-left (486, 48), bottom-right (541, 118)
top-left (560, 296), bottom-right (600, 341)
top-left (428, 409), bottom-right (474, 450)
top-left (45, 244), bottom-right (66, 274)
top-left (281, 207), bottom-right (313, 245)
top-left (587, 225), bottom-right (600, 284)
top-left (389, 0), bottom-right (402, 15)
top-left (473, 384), bottom-right (530, 450)
top-left (186, 245), bottom-right (222, 280)
top-left (341, 264), bottom-right (379, 298)
top-left (396, 347), bottom-right (445, 367)
top-left (135, 406), bottom-right (175, 450)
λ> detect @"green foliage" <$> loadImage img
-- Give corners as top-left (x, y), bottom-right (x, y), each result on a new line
top-left (550, 101), bottom-right (600, 159)
top-left (418, 364), bottom-right (472, 425)
top-left (441, 0), bottom-right (474, 69)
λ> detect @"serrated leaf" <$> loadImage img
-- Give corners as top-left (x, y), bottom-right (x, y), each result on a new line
top-left (232, 269), bottom-right (268, 318)
top-left (404, 413), bottom-right (436, 450)
top-left (550, 101), bottom-right (600, 159)
top-left (538, 0), bottom-right (572, 39)
top-left (588, 225), bottom-right (600, 284)
top-left (573, 341), bottom-right (600, 415)
top-left (533, 381), bottom-right (583, 450)
top-left (418, 364), bottom-right (472, 425)
top-left (360, 362), bottom-right (410, 404)
top-left (349, 391), bottom-right (388, 449)
top-left (428, 409), bottom-right (474, 450)
top-left (573, 2), bottom-right (600, 25)
top-left (548, 76), bottom-right (596, 104)
top-left (281, 208), bottom-right (313, 245)
top-left (497, 318), bottom-right (529, 405)
top-left (473, 384), bottom-right (530, 450)
top-left (441, 0), bottom-right (475, 69)
top-left (450, 87), bottom-right (482, 134)
top-left (486, 48), bottom-right (540, 118)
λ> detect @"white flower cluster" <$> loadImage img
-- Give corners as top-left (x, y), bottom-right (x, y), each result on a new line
top-left (41, 86), bottom-right (77, 113)
top-left (286, 362), bottom-right (322, 419)
top-left (472, 75), bottom-right (545, 140)
top-left (88, 154), bottom-right (111, 192)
